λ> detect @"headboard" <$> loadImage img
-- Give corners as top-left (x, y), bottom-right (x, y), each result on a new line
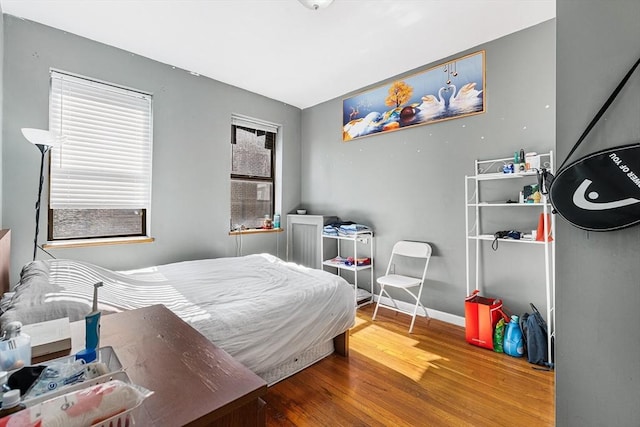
top-left (0, 229), bottom-right (10, 294)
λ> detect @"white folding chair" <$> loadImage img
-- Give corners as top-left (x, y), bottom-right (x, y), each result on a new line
top-left (372, 241), bottom-right (432, 333)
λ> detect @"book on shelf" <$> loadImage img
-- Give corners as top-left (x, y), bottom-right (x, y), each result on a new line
top-left (22, 317), bottom-right (72, 358)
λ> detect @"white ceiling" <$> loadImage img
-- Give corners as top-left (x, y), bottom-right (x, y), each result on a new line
top-left (1, 0), bottom-right (555, 109)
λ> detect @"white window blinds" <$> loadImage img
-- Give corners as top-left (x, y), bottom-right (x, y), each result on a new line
top-left (231, 115), bottom-right (279, 134)
top-left (49, 71), bottom-right (152, 210)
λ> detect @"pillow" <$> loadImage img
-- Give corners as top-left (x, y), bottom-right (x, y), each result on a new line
top-left (0, 300), bottom-right (91, 326)
top-left (0, 261), bottom-right (92, 330)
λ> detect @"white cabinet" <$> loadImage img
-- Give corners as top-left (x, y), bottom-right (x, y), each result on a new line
top-left (321, 232), bottom-right (374, 307)
top-left (465, 152), bottom-right (555, 362)
top-left (287, 214), bottom-right (337, 269)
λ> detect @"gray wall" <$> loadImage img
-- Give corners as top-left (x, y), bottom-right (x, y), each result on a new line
top-left (2, 16), bottom-right (301, 284)
top-left (0, 8), bottom-right (4, 227)
top-left (301, 20), bottom-right (556, 317)
top-left (556, 1), bottom-right (640, 425)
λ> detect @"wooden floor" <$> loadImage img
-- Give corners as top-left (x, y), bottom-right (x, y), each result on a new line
top-left (265, 305), bottom-right (555, 426)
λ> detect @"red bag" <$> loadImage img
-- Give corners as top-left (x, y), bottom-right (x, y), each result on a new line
top-left (465, 290), bottom-right (508, 350)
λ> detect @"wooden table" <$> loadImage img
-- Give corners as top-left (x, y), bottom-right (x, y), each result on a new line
top-left (64, 305), bottom-right (267, 426)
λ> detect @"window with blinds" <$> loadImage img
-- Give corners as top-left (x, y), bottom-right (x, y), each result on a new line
top-left (48, 70), bottom-right (153, 241)
top-left (230, 116), bottom-right (277, 230)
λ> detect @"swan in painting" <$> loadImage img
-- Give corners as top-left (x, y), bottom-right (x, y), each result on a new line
top-left (417, 86), bottom-right (446, 120)
top-left (343, 111), bottom-right (382, 140)
top-left (448, 82), bottom-right (483, 112)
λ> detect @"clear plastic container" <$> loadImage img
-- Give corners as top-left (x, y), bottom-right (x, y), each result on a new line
top-left (2, 376), bottom-right (151, 426)
top-left (0, 322), bottom-right (32, 371)
top-left (21, 346), bottom-right (124, 405)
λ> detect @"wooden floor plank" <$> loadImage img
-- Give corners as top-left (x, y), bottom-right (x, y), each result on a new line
top-left (265, 305), bottom-right (554, 426)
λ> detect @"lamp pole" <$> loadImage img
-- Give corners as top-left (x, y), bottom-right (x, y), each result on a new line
top-left (22, 128), bottom-right (66, 261)
top-left (33, 144), bottom-right (52, 261)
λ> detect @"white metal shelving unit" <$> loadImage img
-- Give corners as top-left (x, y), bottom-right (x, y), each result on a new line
top-left (465, 152), bottom-right (555, 362)
top-left (321, 232), bottom-right (374, 307)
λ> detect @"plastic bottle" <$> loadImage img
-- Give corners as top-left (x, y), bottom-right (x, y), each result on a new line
top-left (503, 315), bottom-right (524, 357)
top-left (0, 389), bottom-right (26, 417)
top-left (273, 214), bottom-right (280, 229)
top-left (519, 148), bottom-right (526, 172)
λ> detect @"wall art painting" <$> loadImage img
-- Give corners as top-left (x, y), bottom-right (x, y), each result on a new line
top-left (342, 50), bottom-right (485, 141)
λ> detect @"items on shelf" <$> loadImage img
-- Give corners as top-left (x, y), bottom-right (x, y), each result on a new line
top-left (323, 221), bottom-right (373, 236)
top-left (262, 215), bottom-right (273, 229)
top-left (536, 213), bottom-right (553, 242)
top-left (321, 225), bottom-right (374, 308)
top-left (326, 256), bottom-right (371, 267)
top-left (521, 184), bottom-right (542, 204)
top-left (501, 149), bottom-right (541, 174)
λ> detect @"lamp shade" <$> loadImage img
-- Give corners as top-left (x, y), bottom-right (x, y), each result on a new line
top-left (21, 128), bottom-right (66, 147)
top-left (298, 0), bottom-right (334, 10)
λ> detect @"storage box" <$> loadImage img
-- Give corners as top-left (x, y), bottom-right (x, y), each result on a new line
top-left (465, 290), bottom-right (507, 350)
top-left (15, 372), bottom-right (148, 427)
top-left (22, 346), bottom-right (124, 405)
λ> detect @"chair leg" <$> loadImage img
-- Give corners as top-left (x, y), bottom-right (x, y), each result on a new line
top-left (407, 286), bottom-right (426, 334)
top-left (409, 316), bottom-right (416, 334)
top-left (415, 284), bottom-right (429, 318)
top-left (409, 298), bottom-right (426, 333)
top-left (409, 292), bottom-right (419, 334)
top-left (372, 284), bottom-right (385, 321)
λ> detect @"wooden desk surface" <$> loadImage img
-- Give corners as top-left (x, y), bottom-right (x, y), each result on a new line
top-left (68, 305), bottom-right (267, 426)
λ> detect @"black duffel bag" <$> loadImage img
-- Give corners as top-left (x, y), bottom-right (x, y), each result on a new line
top-left (520, 303), bottom-right (552, 368)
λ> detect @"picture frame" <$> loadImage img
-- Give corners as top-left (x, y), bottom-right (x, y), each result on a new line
top-left (342, 50), bottom-right (485, 141)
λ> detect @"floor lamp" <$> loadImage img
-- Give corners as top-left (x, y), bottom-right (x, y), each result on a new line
top-left (21, 128), bottom-right (66, 261)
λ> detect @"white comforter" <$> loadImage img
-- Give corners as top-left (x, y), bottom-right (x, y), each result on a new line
top-left (1, 254), bottom-right (355, 377)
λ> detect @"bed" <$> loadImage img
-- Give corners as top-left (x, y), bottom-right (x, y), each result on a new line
top-left (0, 251), bottom-right (355, 385)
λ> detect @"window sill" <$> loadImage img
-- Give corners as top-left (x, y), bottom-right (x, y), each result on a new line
top-left (43, 236), bottom-right (155, 249)
top-left (228, 228), bottom-right (283, 236)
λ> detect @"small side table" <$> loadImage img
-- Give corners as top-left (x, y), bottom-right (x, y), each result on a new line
top-left (54, 305), bottom-right (267, 426)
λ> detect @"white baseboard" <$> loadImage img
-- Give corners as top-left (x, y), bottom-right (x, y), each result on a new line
top-left (374, 295), bottom-right (466, 327)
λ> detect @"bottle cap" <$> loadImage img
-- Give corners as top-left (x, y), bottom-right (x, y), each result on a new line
top-left (2, 389), bottom-right (20, 408)
top-left (75, 348), bottom-right (97, 363)
top-left (2, 321), bottom-right (22, 339)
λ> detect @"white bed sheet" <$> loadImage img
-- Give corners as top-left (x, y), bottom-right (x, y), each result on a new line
top-left (1, 254), bottom-right (355, 377)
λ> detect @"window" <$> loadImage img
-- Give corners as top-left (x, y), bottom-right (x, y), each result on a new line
top-left (230, 116), bottom-right (278, 230)
top-left (48, 70), bottom-right (153, 241)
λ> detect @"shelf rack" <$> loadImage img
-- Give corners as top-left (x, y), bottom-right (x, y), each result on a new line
top-left (321, 232), bottom-right (374, 307)
top-left (465, 152), bottom-right (555, 362)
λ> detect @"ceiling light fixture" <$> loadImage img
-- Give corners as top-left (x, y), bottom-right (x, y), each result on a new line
top-left (298, 0), bottom-right (334, 10)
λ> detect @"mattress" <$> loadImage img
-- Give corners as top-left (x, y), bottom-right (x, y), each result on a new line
top-left (261, 339), bottom-right (335, 386)
top-left (0, 254), bottom-right (355, 378)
